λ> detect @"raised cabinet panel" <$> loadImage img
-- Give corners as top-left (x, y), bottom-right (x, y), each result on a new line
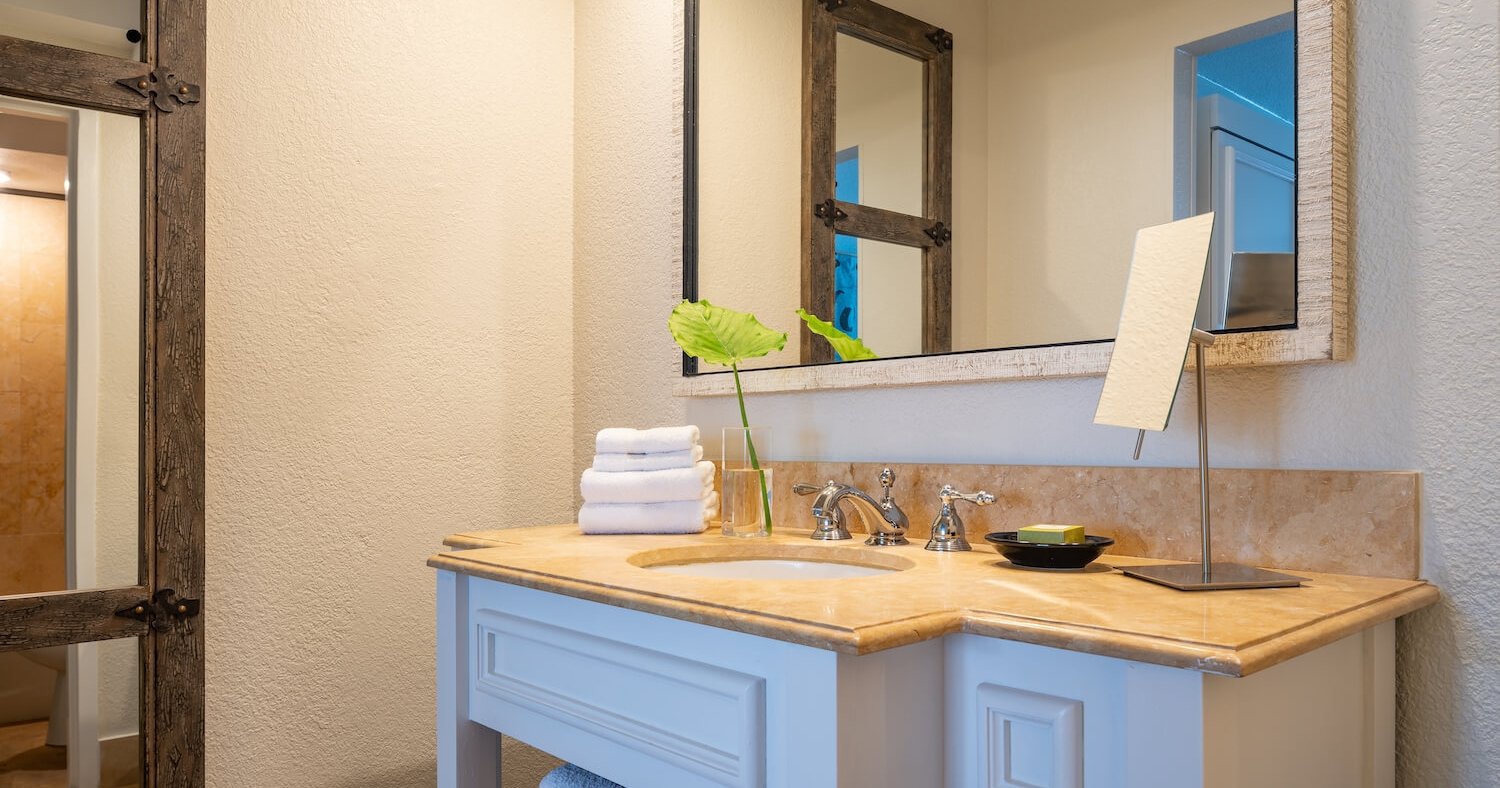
top-left (977, 684), bottom-right (1082, 788)
top-left (461, 578), bottom-right (841, 788)
top-left (946, 634), bottom-right (1206, 788)
top-left (474, 610), bottom-right (766, 787)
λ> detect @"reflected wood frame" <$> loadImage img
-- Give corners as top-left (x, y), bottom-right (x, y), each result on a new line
top-left (800, 0), bottom-right (953, 363)
top-left (0, 2), bottom-right (206, 786)
top-left (679, 0), bottom-right (1347, 395)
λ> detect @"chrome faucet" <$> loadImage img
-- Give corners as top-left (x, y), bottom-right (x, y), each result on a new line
top-left (924, 485), bottom-right (995, 552)
top-left (792, 467), bottom-right (910, 546)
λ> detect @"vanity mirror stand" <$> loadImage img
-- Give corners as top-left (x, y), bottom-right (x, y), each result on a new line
top-left (1121, 330), bottom-right (1303, 591)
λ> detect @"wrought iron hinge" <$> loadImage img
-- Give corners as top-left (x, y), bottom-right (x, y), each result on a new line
top-left (818, 0), bottom-right (847, 12)
top-left (814, 198), bottom-right (847, 228)
top-left (926, 28), bottom-right (954, 52)
top-left (924, 221), bottom-right (952, 247)
top-left (116, 67), bottom-right (202, 113)
top-left (115, 588), bottom-right (202, 631)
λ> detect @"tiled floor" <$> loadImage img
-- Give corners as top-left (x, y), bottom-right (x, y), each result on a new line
top-left (0, 721), bottom-right (139, 788)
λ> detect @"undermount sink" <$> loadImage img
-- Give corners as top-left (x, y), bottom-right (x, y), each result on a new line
top-left (628, 543), bottom-right (915, 580)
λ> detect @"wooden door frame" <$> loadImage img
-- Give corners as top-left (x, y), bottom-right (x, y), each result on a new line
top-left (0, 2), bottom-right (206, 785)
top-left (801, 0), bottom-right (953, 363)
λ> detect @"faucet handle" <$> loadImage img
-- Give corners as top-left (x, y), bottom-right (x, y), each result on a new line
top-left (877, 467), bottom-right (896, 504)
top-left (925, 485), bottom-right (994, 552)
top-left (793, 481), bottom-right (834, 496)
top-left (939, 485), bottom-right (995, 508)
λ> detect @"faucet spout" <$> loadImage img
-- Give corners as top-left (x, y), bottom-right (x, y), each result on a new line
top-left (794, 469), bottom-right (910, 546)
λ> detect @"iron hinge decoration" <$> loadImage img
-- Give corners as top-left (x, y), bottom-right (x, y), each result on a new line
top-left (924, 221), bottom-right (953, 247)
top-left (818, 0), bottom-right (847, 11)
top-left (926, 28), bottom-right (954, 52)
top-left (814, 198), bottom-right (847, 228)
top-left (115, 588), bottom-right (202, 631)
top-left (116, 67), bottom-right (202, 113)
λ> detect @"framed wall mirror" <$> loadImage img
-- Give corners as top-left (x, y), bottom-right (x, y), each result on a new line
top-left (0, 2), bottom-right (206, 786)
top-left (681, 0), bottom-right (1347, 394)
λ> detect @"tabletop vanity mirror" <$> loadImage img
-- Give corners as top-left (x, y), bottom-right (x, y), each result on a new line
top-left (680, 0), bottom-right (1347, 394)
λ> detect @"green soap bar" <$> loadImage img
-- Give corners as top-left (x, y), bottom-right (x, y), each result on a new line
top-left (1018, 524), bottom-right (1086, 544)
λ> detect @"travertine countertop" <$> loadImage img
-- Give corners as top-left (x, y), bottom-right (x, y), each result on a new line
top-left (428, 524), bottom-right (1437, 677)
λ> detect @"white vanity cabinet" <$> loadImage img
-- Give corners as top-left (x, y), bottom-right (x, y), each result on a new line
top-left (944, 631), bottom-right (1393, 788)
top-left (438, 571), bottom-right (1394, 788)
top-left (438, 572), bottom-right (945, 788)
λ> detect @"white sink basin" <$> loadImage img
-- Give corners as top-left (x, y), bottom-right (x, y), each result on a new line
top-left (649, 559), bottom-right (897, 580)
top-left (628, 544), bottom-right (914, 580)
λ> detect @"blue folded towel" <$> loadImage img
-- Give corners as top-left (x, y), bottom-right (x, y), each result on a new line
top-left (539, 763), bottom-right (625, 788)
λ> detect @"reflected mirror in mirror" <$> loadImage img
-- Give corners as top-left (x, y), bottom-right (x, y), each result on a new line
top-left (692, 0), bottom-right (1296, 372)
top-left (0, 636), bottom-right (141, 787)
top-left (831, 233), bottom-right (923, 361)
top-left (1, 96), bottom-right (141, 597)
top-left (836, 32), bottom-right (923, 218)
top-left (0, 1), bottom-right (143, 60)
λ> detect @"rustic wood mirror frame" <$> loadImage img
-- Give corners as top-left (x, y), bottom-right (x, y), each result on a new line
top-left (801, 0), bottom-right (954, 363)
top-left (0, 2), bottom-right (206, 785)
top-left (678, 0), bottom-right (1347, 396)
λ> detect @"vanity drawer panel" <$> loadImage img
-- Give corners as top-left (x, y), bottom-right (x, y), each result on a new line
top-left (472, 608), bottom-right (765, 787)
top-left (457, 575), bottom-right (851, 788)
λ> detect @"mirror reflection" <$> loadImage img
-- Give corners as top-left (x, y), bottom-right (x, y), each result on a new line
top-left (0, 1), bottom-right (143, 60)
top-left (0, 96), bottom-right (141, 598)
top-left (836, 32), bottom-right (924, 218)
top-left (0, 636), bottom-right (142, 787)
top-left (694, 0), bottom-right (1297, 371)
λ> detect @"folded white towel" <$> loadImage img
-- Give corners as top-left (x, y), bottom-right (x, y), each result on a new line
top-left (591, 446), bottom-right (703, 473)
top-left (578, 493), bottom-right (719, 535)
top-left (580, 461), bottom-right (715, 504)
top-left (539, 764), bottom-right (626, 788)
top-left (596, 425), bottom-right (701, 455)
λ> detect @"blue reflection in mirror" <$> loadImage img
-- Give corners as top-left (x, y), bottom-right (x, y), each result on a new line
top-left (834, 146), bottom-right (860, 344)
top-left (1178, 18), bottom-right (1297, 331)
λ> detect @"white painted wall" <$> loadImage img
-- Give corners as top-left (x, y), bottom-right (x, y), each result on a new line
top-left (206, 1), bottom-right (576, 786)
top-left (682, 2), bottom-right (1500, 784)
top-left (572, 0), bottom-right (688, 471)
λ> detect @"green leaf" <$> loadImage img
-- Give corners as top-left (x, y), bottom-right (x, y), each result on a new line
top-left (669, 300), bottom-right (787, 368)
top-left (797, 308), bottom-right (879, 360)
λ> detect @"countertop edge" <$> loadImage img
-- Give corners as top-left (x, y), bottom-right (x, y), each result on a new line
top-left (1230, 582), bottom-right (1440, 675)
top-left (427, 551), bottom-right (1440, 674)
top-left (428, 551), bottom-right (921, 654)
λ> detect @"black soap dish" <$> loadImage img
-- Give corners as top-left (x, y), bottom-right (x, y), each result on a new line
top-left (983, 532), bottom-right (1115, 571)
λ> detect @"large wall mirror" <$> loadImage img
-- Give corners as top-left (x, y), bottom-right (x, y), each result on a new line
top-left (681, 0), bottom-right (1347, 394)
top-left (0, 1), bottom-right (206, 785)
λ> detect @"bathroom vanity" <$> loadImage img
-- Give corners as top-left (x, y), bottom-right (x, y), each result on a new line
top-left (431, 525), bottom-right (1436, 788)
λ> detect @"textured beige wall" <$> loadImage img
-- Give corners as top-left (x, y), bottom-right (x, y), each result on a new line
top-left (572, 0), bottom-right (687, 472)
top-left (986, 0), bottom-right (1289, 348)
top-left (206, 1), bottom-right (576, 785)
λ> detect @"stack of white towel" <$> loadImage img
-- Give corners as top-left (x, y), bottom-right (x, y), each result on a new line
top-left (579, 426), bottom-right (719, 534)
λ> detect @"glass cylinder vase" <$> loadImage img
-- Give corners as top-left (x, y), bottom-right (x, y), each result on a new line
top-left (721, 426), bottom-right (773, 538)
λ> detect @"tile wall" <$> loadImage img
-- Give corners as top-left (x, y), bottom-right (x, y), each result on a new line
top-left (0, 193), bottom-right (68, 595)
